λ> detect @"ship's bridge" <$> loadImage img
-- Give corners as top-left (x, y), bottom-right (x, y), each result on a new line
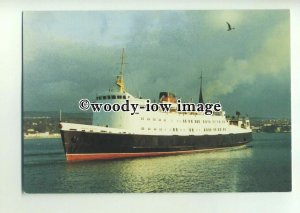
top-left (92, 90), bottom-right (145, 128)
top-left (95, 91), bottom-right (135, 102)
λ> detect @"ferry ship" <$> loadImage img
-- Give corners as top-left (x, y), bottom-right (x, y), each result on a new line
top-left (60, 49), bottom-right (252, 161)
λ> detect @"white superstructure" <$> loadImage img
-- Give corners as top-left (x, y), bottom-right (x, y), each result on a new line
top-left (62, 48), bottom-right (251, 136)
top-left (91, 90), bottom-right (251, 136)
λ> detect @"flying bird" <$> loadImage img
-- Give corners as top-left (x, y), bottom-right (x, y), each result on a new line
top-left (226, 22), bottom-right (235, 31)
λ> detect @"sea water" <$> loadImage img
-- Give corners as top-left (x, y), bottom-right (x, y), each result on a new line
top-left (23, 133), bottom-right (291, 193)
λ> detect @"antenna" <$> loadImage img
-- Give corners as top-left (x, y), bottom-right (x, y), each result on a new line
top-left (120, 48), bottom-right (127, 76)
top-left (115, 48), bottom-right (127, 93)
top-left (199, 72), bottom-right (204, 103)
top-left (59, 109), bottom-right (62, 122)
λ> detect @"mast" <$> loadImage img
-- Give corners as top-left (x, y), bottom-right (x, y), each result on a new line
top-left (199, 72), bottom-right (204, 103)
top-left (115, 48), bottom-right (127, 93)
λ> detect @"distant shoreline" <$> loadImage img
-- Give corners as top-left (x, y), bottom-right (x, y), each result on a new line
top-left (24, 134), bottom-right (61, 140)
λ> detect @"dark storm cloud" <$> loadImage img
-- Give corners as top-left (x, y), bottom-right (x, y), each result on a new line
top-left (23, 11), bottom-right (290, 118)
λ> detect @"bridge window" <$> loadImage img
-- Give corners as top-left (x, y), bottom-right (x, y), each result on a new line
top-left (112, 95), bottom-right (116, 99)
top-left (117, 95), bottom-right (122, 99)
top-left (123, 95), bottom-right (126, 99)
top-left (103, 96), bottom-right (107, 100)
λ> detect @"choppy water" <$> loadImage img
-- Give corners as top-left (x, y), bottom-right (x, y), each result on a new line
top-left (23, 133), bottom-right (291, 193)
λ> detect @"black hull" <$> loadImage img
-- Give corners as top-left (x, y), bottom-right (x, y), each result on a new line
top-left (60, 130), bottom-right (252, 161)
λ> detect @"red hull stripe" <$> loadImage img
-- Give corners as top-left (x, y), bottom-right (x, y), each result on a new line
top-left (65, 147), bottom-right (240, 161)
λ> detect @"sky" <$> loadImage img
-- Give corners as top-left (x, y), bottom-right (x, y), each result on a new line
top-left (23, 10), bottom-right (290, 118)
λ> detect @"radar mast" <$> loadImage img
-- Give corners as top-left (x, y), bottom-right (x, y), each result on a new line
top-left (199, 72), bottom-right (204, 103)
top-left (115, 48), bottom-right (127, 93)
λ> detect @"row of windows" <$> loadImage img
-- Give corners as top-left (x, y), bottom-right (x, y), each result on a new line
top-left (141, 117), bottom-right (225, 124)
top-left (203, 120), bottom-right (225, 124)
top-left (141, 127), bottom-right (165, 131)
top-left (140, 127), bottom-right (227, 132)
top-left (96, 95), bottom-right (130, 100)
top-left (204, 128), bottom-right (226, 132)
top-left (212, 120), bottom-right (225, 124)
top-left (183, 120), bottom-right (202, 124)
top-left (141, 117), bottom-right (166, 122)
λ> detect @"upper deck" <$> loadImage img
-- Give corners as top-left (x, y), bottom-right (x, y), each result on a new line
top-left (90, 49), bottom-right (251, 135)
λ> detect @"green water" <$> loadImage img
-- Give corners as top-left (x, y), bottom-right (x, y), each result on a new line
top-left (23, 133), bottom-right (291, 193)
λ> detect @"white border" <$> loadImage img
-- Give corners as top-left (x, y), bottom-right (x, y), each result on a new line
top-left (0, 0), bottom-right (299, 212)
